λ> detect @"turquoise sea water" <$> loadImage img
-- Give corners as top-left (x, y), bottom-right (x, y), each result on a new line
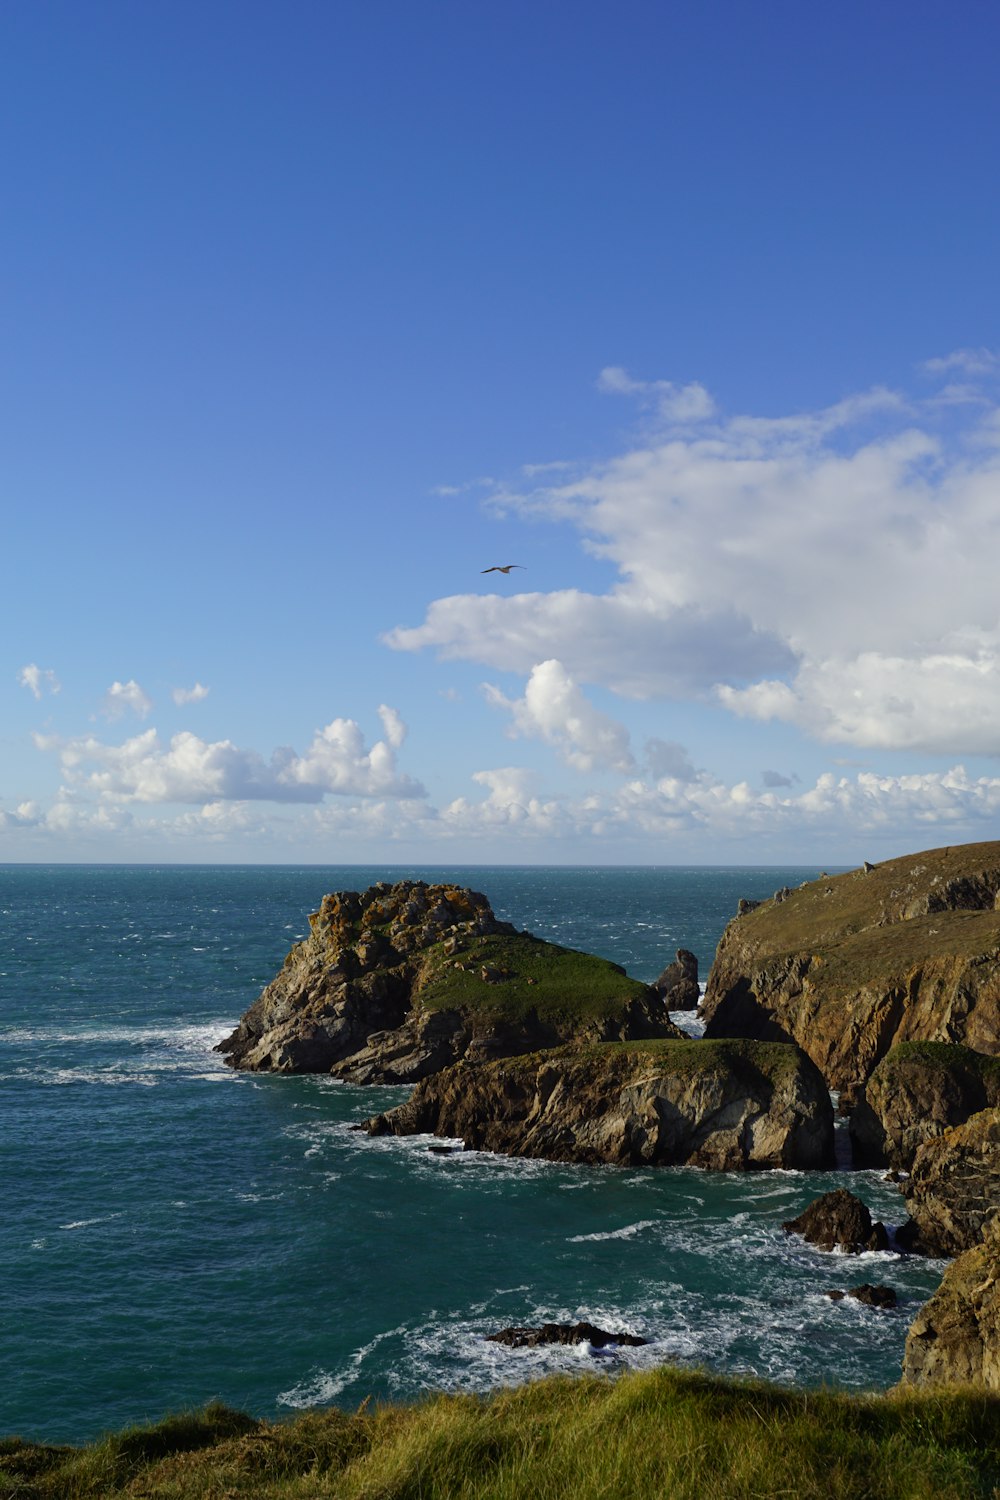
top-left (2, 865), bottom-right (946, 1444)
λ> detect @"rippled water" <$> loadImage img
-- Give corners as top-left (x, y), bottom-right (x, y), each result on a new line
top-left (1, 865), bottom-right (945, 1443)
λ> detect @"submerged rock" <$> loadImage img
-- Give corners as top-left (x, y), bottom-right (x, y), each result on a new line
top-left (850, 1042), bottom-right (1000, 1170)
top-left (901, 1220), bottom-right (1000, 1388)
top-left (701, 841), bottom-right (1000, 1089)
top-left (363, 1037), bottom-right (835, 1171)
top-left (782, 1188), bottom-right (889, 1253)
top-left (487, 1322), bottom-right (647, 1349)
top-left (216, 881), bottom-right (681, 1083)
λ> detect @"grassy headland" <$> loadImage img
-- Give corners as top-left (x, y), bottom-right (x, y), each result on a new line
top-left (413, 930), bottom-right (653, 1026)
top-left (4, 1367), bottom-right (999, 1499)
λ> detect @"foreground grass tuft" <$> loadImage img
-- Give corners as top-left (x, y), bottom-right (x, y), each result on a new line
top-left (2, 1369), bottom-right (999, 1499)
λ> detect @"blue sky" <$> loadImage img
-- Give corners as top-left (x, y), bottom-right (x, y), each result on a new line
top-left (4, 0), bottom-right (1000, 864)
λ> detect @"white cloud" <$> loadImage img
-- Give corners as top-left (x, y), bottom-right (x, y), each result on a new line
top-left (597, 365), bottom-right (716, 422)
top-left (386, 592), bottom-right (793, 698)
top-left (440, 762), bottom-right (1000, 848)
top-left (483, 659), bottom-right (635, 773)
top-left (18, 664), bottom-right (60, 699)
top-left (171, 682), bottom-right (210, 706)
top-left (102, 680), bottom-right (153, 720)
top-left (389, 370), bottom-right (1000, 756)
top-left (921, 348), bottom-right (998, 377)
top-left (34, 710), bottom-right (426, 806)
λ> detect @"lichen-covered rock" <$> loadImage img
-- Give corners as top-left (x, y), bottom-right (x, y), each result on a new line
top-left (850, 1042), bottom-right (1000, 1169)
top-left (782, 1188), bottom-right (889, 1253)
top-left (216, 881), bottom-right (681, 1082)
top-left (901, 1220), bottom-right (1000, 1388)
top-left (363, 1038), bottom-right (835, 1171)
top-left (701, 842), bottom-right (1000, 1089)
top-left (652, 948), bottom-right (700, 1010)
top-left (898, 1107), bottom-right (1000, 1257)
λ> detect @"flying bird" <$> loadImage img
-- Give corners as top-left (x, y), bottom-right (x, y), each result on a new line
top-left (480, 564), bottom-right (525, 574)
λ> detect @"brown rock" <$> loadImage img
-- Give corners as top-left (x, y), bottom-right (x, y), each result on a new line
top-left (701, 841), bottom-right (1000, 1089)
top-left (901, 1221), bottom-right (1000, 1387)
top-left (899, 1107), bottom-right (1000, 1257)
top-left (850, 1042), bottom-right (1000, 1169)
top-left (215, 881), bottom-right (681, 1084)
top-left (652, 948), bottom-right (700, 1010)
top-left (782, 1188), bottom-right (889, 1253)
top-left (364, 1037), bottom-right (835, 1171)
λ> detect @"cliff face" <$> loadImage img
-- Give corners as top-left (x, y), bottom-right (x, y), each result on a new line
top-left (850, 1042), bottom-right (1000, 1169)
top-left (899, 1107), bottom-right (1000, 1258)
top-left (363, 1038), bottom-right (835, 1171)
top-left (216, 881), bottom-right (680, 1083)
top-left (901, 1220), bottom-right (1000, 1389)
top-left (701, 842), bottom-right (1000, 1090)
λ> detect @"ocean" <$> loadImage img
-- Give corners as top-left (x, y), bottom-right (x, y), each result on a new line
top-left (1, 864), bottom-right (946, 1444)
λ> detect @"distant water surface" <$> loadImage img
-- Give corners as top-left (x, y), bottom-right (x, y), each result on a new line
top-left (1, 865), bottom-right (944, 1443)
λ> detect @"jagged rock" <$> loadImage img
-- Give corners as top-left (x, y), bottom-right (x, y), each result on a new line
top-left (782, 1188), bottom-right (889, 1253)
top-left (897, 1107), bottom-right (1000, 1257)
top-left (901, 1220), bottom-right (1000, 1387)
top-left (652, 948), bottom-right (700, 1010)
top-left (702, 841), bottom-right (1000, 1088)
top-left (486, 1322), bottom-right (647, 1349)
top-left (851, 1283), bottom-right (897, 1308)
top-left (825, 1285), bottom-right (896, 1307)
top-left (216, 881), bottom-right (682, 1083)
top-left (363, 1038), bottom-right (835, 1171)
top-left (850, 1042), bottom-right (1000, 1169)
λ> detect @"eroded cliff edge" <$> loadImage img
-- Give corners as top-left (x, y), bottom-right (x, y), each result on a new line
top-left (362, 1037), bottom-right (835, 1170)
top-left (216, 880), bottom-right (681, 1082)
top-left (701, 841), bottom-right (1000, 1090)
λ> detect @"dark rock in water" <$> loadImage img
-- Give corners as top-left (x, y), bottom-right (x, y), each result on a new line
top-left (850, 1042), bottom-right (1000, 1170)
top-left (427, 1143), bottom-right (462, 1154)
top-left (363, 1037), bottom-right (835, 1171)
top-left (487, 1321), bottom-right (647, 1349)
top-left (783, 1188), bottom-right (889, 1253)
top-left (652, 948), bottom-right (700, 1010)
top-left (701, 840), bottom-right (1000, 1089)
top-left (898, 1106), bottom-right (1000, 1256)
top-left (215, 880), bottom-right (680, 1084)
top-left (825, 1289), bottom-right (846, 1302)
top-left (848, 1283), bottom-right (897, 1308)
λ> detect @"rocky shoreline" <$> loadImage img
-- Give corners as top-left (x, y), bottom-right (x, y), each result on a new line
top-left (219, 840), bottom-right (1000, 1390)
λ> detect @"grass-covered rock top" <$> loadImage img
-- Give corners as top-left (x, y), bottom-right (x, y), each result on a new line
top-left (216, 880), bottom-right (679, 1083)
top-left (5, 1370), bottom-right (999, 1499)
top-left (701, 839), bottom-right (1000, 1089)
top-left (413, 930), bottom-right (653, 1025)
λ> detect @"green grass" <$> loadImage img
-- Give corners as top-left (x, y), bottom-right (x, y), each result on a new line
top-left (881, 1040), bottom-right (1000, 1082)
top-left (4, 1369), bottom-right (999, 1499)
top-left (412, 932), bottom-right (652, 1025)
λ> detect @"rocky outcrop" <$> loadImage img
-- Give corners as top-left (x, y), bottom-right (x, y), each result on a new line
top-left (216, 881), bottom-right (680, 1083)
top-left (701, 842), bottom-right (1000, 1089)
top-left (826, 1285), bottom-right (897, 1308)
top-left (850, 1042), bottom-right (1000, 1169)
top-left (782, 1189), bottom-right (889, 1253)
top-left (898, 1107), bottom-right (1000, 1258)
top-left (487, 1323), bottom-right (647, 1349)
top-left (363, 1038), bottom-right (835, 1170)
top-left (652, 949), bottom-right (700, 1010)
top-left (901, 1221), bottom-right (1000, 1387)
